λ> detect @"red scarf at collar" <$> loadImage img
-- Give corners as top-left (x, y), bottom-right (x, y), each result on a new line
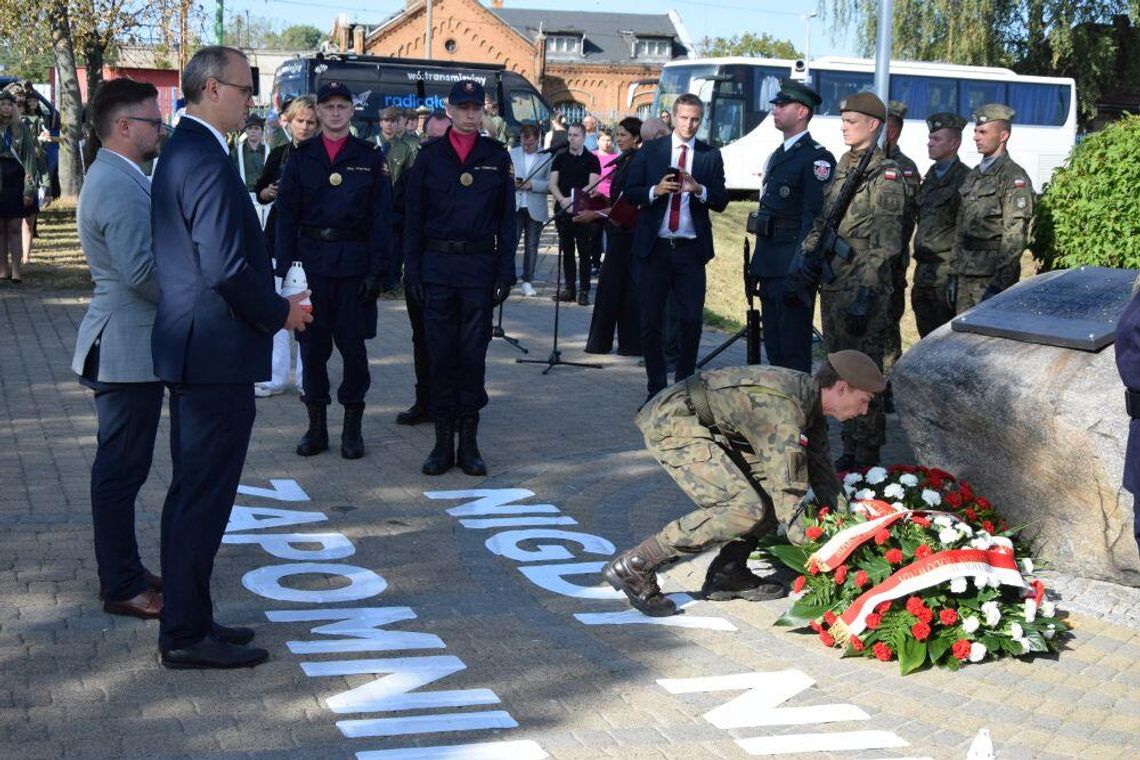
top-left (322, 133), bottom-right (348, 163)
top-left (449, 128), bottom-right (478, 163)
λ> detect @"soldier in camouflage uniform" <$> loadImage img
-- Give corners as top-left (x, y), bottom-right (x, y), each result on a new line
top-left (950, 103), bottom-right (1035, 312)
top-left (377, 106), bottom-right (416, 183)
top-left (603, 351), bottom-right (886, 617)
top-left (805, 91), bottom-right (907, 470)
top-left (911, 112), bottom-right (970, 337)
top-left (882, 101), bottom-right (921, 405)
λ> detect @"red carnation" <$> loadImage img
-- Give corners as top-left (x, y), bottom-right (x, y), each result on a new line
top-left (952, 639), bottom-right (972, 660)
top-left (964, 508), bottom-right (978, 522)
top-left (808, 560), bottom-right (820, 575)
top-left (885, 548), bottom-right (904, 564)
top-left (915, 544), bottom-right (933, 560)
top-left (819, 629), bottom-right (836, 647)
top-left (945, 491), bottom-right (962, 508)
top-left (940, 608), bottom-right (959, 626)
top-left (917, 606), bottom-right (934, 624)
top-left (823, 610), bottom-right (838, 626)
top-left (876, 601), bottom-right (892, 614)
top-left (809, 620), bottom-right (822, 633)
top-left (873, 641), bottom-right (893, 661)
top-left (977, 496), bottom-right (992, 510)
top-left (911, 621), bottom-right (932, 641)
top-left (805, 526), bottom-right (824, 541)
top-left (874, 529), bottom-right (891, 546)
top-left (793, 575), bottom-right (806, 593)
top-left (999, 520), bottom-right (1009, 532)
top-left (906, 596), bottom-right (926, 616)
top-left (818, 507), bottom-right (831, 518)
top-left (854, 570), bottom-right (869, 587)
top-left (911, 515), bottom-right (932, 528)
top-left (834, 565), bottom-right (848, 585)
top-left (865, 613), bottom-right (882, 630)
top-left (927, 475), bottom-right (944, 490)
top-left (959, 482), bottom-right (973, 500)
top-left (982, 520), bottom-right (995, 533)
top-left (851, 635), bottom-right (865, 651)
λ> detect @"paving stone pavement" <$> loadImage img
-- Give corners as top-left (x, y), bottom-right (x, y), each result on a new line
top-left (1, 239), bottom-right (1139, 760)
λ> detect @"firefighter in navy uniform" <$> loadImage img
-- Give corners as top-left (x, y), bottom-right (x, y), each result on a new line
top-left (404, 80), bottom-right (517, 476)
top-left (276, 81), bottom-right (393, 460)
top-left (750, 80), bottom-right (835, 373)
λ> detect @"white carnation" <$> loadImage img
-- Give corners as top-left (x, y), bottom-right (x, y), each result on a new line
top-left (892, 501), bottom-right (906, 511)
top-left (1024, 598), bottom-right (1038, 623)
top-left (1041, 599), bottom-right (1056, 618)
top-left (899, 473), bottom-right (919, 487)
top-left (988, 575), bottom-right (1002, 589)
top-left (1009, 622), bottom-right (1024, 640)
top-left (934, 515), bottom-right (954, 528)
top-left (1020, 558), bottom-right (1035, 575)
top-left (957, 523), bottom-right (974, 537)
top-left (938, 527), bottom-right (960, 546)
top-left (865, 466), bottom-right (888, 485)
top-left (1044, 624), bottom-right (1056, 639)
top-left (981, 601), bottom-right (1002, 627)
top-left (969, 537), bottom-right (993, 551)
top-left (843, 472), bottom-right (863, 486)
top-left (844, 484), bottom-right (855, 497)
top-left (883, 483), bottom-right (905, 500)
top-left (854, 488), bottom-right (875, 501)
top-left (961, 615), bottom-right (980, 634)
top-left (973, 575), bottom-right (988, 589)
top-left (950, 576), bottom-right (968, 594)
top-left (921, 489), bottom-right (942, 507)
top-left (968, 642), bottom-right (988, 662)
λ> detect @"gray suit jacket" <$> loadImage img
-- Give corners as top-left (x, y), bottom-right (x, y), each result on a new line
top-left (71, 149), bottom-right (160, 383)
top-left (509, 145), bottom-right (552, 223)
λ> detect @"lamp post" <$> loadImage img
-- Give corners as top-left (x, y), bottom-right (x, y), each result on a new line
top-left (803, 12), bottom-right (817, 63)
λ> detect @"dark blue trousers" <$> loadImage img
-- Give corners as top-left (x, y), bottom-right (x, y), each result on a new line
top-left (159, 383), bottom-right (255, 651)
top-left (758, 276), bottom-right (816, 373)
top-left (405, 287), bottom-right (431, 408)
top-left (635, 238), bottom-right (706, 397)
top-left (87, 380), bottom-right (163, 602)
top-left (424, 283), bottom-right (493, 417)
top-left (298, 274), bottom-right (375, 406)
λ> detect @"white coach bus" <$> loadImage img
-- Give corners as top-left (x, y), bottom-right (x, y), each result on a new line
top-left (650, 56), bottom-right (1077, 193)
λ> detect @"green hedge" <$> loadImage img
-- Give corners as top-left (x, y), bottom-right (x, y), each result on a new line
top-left (1034, 115), bottom-right (1140, 270)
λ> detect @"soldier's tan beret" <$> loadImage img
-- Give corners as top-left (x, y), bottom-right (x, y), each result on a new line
top-left (974, 103), bottom-right (1015, 125)
top-left (926, 111), bottom-right (967, 133)
top-left (828, 350), bottom-right (887, 393)
top-left (378, 106), bottom-right (401, 120)
top-left (887, 100), bottom-right (908, 120)
top-left (839, 91), bottom-right (887, 121)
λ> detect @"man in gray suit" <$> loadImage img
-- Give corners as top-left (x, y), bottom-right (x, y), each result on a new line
top-left (509, 122), bottom-right (552, 296)
top-left (72, 78), bottom-right (167, 620)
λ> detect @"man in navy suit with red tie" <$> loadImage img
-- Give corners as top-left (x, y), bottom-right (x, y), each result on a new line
top-left (625, 93), bottom-right (729, 401)
top-left (151, 46), bottom-right (312, 669)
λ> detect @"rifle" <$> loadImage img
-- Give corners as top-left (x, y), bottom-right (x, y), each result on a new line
top-left (742, 238), bottom-right (761, 365)
top-left (785, 124), bottom-right (884, 306)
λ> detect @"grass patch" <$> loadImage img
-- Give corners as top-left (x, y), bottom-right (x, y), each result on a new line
top-left (6, 199), bottom-right (93, 291)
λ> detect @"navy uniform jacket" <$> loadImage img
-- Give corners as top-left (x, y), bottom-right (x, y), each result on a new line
top-left (151, 117), bottom-right (287, 384)
top-left (403, 129), bottom-right (517, 289)
top-left (275, 133), bottom-right (393, 279)
top-left (624, 135), bottom-right (729, 264)
top-left (1116, 287), bottom-right (1140, 494)
top-left (752, 133), bottom-right (835, 278)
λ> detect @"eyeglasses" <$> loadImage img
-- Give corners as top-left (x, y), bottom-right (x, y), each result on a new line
top-left (212, 78), bottom-right (256, 99)
top-left (122, 116), bottom-right (173, 133)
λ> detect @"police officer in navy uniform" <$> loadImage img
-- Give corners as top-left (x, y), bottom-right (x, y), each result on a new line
top-left (276, 81), bottom-right (393, 460)
top-left (404, 80), bottom-right (517, 476)
top-left (1115, 281), bottom-right (1140, 554)
top-left (750, 80), bottom-right (835, 373)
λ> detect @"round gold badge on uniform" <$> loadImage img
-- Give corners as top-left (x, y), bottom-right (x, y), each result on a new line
top-left (779, 185), bottom-right (791, 198)
top-left (329, 172), bottom-right (343, 187)
top-left (459, 172), bottom-right (474, 187)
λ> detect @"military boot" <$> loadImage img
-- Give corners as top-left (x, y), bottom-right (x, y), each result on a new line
top-left (834, 452), bottom-right (857, 472)
top-left (701, 539), bottom-right (785, 601)
top-left (341, 403), bottom-right (365, 460)
top-left (603, 536), bottom-right (679, 617)
top-left (456, 413), bottom-right (487, 476)
top-left (422, 416), bottom-right (456, 475)
top-left (296, 403), bottom-right (329, 457)
top-left (854, 448), bottom-right (880, 469)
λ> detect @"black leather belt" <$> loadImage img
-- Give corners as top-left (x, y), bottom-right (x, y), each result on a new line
top-left (1126, 389), bottom-right (1140, 419)
top-left (426, 238), bottom-right (495, 255)
top-left (657, 236), bottom-right (699, 250)
top-left (963, 236), bottom-right (1001, 250)
top-left (300, 225), bottom-right (367, 243)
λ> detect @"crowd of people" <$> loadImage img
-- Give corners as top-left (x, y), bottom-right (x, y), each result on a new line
top-left (0, 82), bottom-right (54, 284)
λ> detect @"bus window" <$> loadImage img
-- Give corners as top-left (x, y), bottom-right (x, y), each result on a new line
top-left (889, 75), bottom-right (957, 119)
top-left (508, 90), bottom-right (542, 125)
top-left (1009, 82), bottom-right (1070, 126)
top-left (750, 67), bottom-right (784, 115)
top-left (654, 64), bottom-right (719, 113)
top-left (960, 80), bottom-right (1006, 119)
top-left (817, 71), bottom-right (875, 116)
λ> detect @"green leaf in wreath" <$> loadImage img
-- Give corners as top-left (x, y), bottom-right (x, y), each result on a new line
top-left (928, 635), bottom-right (951, 664)
top-left (764, 543), bottom-right (809, 573)
top-left (774, 598), bottom-right (833, 627)
top-left (898, 637), bottom-right (927, 675)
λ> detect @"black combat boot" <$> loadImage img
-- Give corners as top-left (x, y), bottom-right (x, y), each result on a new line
top-left (701, 539), bottom-right (785, 601)
top-left (854, 448), bottom-right (880, 469)
top-left (456, 413), bottom-right (487, 476)
top-left (341, 403), bottom-right (365, 460)
top-left (834, 452), bottom-right (857, 472)
top-left (296, 403), bottom-right (329, 457)
top-left (422, 416), bottom-right (456, 475)
top-left (396, 402), bottom-right (431, 426)
top-left (603, 536), bottom-right (680, 617)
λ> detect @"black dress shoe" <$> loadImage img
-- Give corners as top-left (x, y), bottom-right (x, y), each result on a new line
top-left (160, 636), bottom-right (268, 670)
top-left (396, 403), bottom-right (431, 426)
top-left (212, 623), bottom-right (255, 645)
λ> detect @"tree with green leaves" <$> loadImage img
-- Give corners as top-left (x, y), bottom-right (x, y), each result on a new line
top-left (697, 32), bottom-right (801, 59)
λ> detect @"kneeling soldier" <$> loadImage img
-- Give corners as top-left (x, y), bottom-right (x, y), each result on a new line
top-left (604, 351), bottom-right (885, 617)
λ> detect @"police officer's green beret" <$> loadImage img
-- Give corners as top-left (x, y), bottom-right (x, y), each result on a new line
top-left (378, 106), bottom-right (401, 120)
top-left (769, 80), bottom-right (822, 110)
top-left (926, 111), bottom-right (967, 133)
top-left (839, 91), bottom-right (887, 121)
top-left (244, 113), bottom-right (265, 128)
top-left (827, 350), bottom-right (887, 393)
top-left (974, 103), bottom-right (1015, 125)
top-left (887, 100), bottom-right (908, 120)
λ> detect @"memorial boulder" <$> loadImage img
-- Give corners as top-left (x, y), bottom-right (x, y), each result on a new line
top-left (892, 268), bottom-right (1140, 586)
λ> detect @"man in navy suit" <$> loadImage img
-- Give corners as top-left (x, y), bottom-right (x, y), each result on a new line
top-left (151, 46), bottom-right (312, 669)
top-left (624, 93), bottom-right (729, 400)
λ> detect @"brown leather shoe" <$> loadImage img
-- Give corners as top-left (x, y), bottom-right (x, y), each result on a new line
top-left (103, 589), bottom-right (163, 620)
top-left (144, 570), bottom-right (163, 592)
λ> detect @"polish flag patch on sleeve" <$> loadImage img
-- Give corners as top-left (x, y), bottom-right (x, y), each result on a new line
top-left (1013, 178), bottom-right (1026, 188)
top-left (799, 433), bottom-right (809, 448)
top-left (884, 169), bottom-right (899, 180)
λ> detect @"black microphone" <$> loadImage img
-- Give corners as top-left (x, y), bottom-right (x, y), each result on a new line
top-left (604, 150), bottom-right (635, 168)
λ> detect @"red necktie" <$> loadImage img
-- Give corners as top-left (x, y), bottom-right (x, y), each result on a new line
top-left (668, 143), bottom-right (688, 233)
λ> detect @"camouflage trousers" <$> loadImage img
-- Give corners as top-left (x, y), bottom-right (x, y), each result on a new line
top-left (635, 389), bottom-right (780, 554)
top-left (883, 286), bottom-right (905, 375)
top-left (821, 289), bottom-right (887, 462)
top-left (954, 275), bottom-right (993, 314)
top-left (911, 285), bottom-right (955, 337)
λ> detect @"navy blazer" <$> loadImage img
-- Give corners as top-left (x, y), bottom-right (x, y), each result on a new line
top-left (624, 134), bottom-right (729, 263)
top-left (151, 117), bottom-right (288, 384)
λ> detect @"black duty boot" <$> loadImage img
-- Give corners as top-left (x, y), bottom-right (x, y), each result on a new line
top-left (341, 403), bottom-right (365, 460)
top-left (701, 539), bottom-right (785, 602)
top-left (422, 416), bottom-right (456, 475)
top-left (834, 452), bottom-right (856, 472)
top-left (854, 448), bottom-right (881, 469)
top-left (396, 402), bottom-right (431, 426)
top-left (296, 403), bottom-right (329, 456)
top-left (456, 413), bottom-right (487, 476)
top-left (603, 536), bottom-right (680, 617)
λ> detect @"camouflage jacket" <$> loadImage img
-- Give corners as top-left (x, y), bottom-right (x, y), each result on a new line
top-left (912, 158), bottom-right (970, 287)
top-left (952, 152), bottom-right (1034, 281)
top-left (379, 137), bottom-right (417, 185)
top-left (699, 367), bottom-right (842, 516)
top-left (803, 146), bottom-right (908, 293)
top-left (0, 119), bottom-right (47, 199)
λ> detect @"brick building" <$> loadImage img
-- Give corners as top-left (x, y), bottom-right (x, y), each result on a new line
top-left (331, 0), bottom-right (694, 122)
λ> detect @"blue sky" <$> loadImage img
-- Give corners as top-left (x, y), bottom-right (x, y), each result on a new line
top-left (220, 0), bottom-right (861, 58)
